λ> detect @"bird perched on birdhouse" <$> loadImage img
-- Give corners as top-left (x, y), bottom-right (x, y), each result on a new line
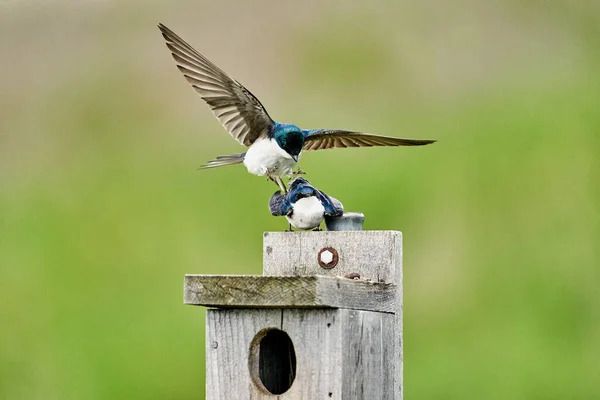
top-left (269, 178), bottom-right (343, 231)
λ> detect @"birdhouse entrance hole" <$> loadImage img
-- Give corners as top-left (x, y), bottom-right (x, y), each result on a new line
top-left (249, 328), bottom-right (296, 395)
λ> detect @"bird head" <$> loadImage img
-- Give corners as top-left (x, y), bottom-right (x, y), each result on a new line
top-left (273, 123), bottom-right (304, 161)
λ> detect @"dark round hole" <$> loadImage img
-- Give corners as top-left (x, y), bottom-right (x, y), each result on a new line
top-left (249, 329), bottom-right (296, 395)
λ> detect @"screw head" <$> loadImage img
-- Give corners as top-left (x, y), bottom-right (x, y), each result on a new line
top-left (320, 250), bottom-right (333, 264)
top-left (318, 247), bottom-right (339, 269)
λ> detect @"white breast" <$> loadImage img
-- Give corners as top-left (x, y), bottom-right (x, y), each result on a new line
top-left (243, 138), bottom-right (298, 177)
top-left (286, 196), bottom-right (325, 230)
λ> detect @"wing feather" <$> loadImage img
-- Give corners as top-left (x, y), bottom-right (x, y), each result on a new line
top-left (159, 24), bottom-right (274, 146)
top-left (302, 129), bottom-right (436, 150)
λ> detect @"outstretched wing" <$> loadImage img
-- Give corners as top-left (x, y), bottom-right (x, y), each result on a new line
top-left (302, 129), bottom-right (436, 151)
top-left (159, 24), bottom-right (274, 146)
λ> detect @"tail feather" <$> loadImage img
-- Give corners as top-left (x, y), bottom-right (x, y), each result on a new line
top-left (200, 153), bottom-right (246, 169)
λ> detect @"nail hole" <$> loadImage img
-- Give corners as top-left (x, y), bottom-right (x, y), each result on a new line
top-left (327, 323), bottom-right (331, 328)
top-left (249, 328), bottom-right (296, 395)
top-left (328, 392), bottom-right (333, 397)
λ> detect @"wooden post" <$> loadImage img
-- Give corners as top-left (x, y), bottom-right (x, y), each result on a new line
top-left (185, 231), bottom-right (402, 399)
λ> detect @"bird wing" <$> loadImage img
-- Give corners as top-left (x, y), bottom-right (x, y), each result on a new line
top-left (159, 24), bottom-right (274, 146)
top-left (328, 196), bottom-right (344, 216)
top-left (269, 191), bottom-right (291, 216)
top-left (315, 190), bottom-right (344, 217)
top-left (302, 129), bottom-right (436, 151)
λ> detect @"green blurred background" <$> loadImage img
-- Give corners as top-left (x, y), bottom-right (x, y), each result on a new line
top-left (1, 0), bottom-right (598, 398)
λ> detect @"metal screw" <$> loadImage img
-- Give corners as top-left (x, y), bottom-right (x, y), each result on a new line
top-left (318, 247), bottom-right (339, 269)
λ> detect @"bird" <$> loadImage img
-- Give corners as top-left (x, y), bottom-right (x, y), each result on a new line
top-left (158, 23), bottom-right (436, 192)
top-left (269, 177), bottom-right (344, 231)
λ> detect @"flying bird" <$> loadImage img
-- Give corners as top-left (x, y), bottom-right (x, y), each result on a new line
top-left (269, 177), bottom-right (343, 231)
top-left (158, 23), bottom-right (436, 192)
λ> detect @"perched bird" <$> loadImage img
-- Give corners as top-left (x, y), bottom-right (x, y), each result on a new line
top-left (269, 177), bottom-right (343, 231)
top-left (158, 24), bottom-right (436, 192)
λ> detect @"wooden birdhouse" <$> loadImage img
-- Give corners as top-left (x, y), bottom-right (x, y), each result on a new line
top-left (184, 230), bottom-right (403, 399)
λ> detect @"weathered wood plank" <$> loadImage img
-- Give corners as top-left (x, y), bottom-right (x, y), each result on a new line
top-left (206, 309), bottom-right (282, 399)
top-left (185, 275), bottom-right (395, 313)
top-left (280, 309), bottom-right (394, 400)
top-left (280, 309), bottom-right (342, 400)
top-left (382, 309), bottom-right (397, 399)
top-left (263, 231), bottom-right (402, 284)
top-left (341, 309), bottom-right (395, 400)
top-left (206, 308), bottom-right (397, 399)
top-left (395, 234), bottom-right (404, 399)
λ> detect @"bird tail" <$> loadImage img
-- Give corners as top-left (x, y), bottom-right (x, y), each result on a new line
top-left (199, 153), bottom-right (246, 169)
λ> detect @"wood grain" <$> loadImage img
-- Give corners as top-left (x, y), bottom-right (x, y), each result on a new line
top-left (263, 231), bottom-right (402, 284)
top-left (198, 230), bottom-right (404, 399)
top-left (206, 308), bottom-right (396, 399)
top-left (206, 309), bottom-right (282, 399)
top-left (185, 275), bottom-right (395, 313)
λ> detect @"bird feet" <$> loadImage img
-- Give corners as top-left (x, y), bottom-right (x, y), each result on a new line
top-left (291, 168), bottom-right (306, 176)
top-left (313, 227), bottom-right (322, 231)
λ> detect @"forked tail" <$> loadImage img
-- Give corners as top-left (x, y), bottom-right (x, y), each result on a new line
top-left (200, 153), bottom-right (246, 169)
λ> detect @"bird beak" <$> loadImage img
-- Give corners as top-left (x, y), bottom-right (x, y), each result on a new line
top-left (292, 155), bottom-right (299, 163)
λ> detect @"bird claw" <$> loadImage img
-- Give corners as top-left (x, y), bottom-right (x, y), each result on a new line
top-left (313, 227), bottom-right (322, 231)
top-left (291, 168), bottom-right (306, 176)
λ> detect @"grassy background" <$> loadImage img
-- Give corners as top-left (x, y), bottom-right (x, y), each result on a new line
top-left (1, 1), bottom-right (599, 398)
